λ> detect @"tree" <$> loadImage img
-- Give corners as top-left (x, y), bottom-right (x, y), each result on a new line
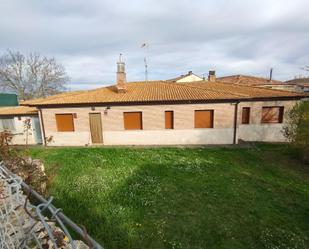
top-left (283, 101), bottom-right (309, 162)
top-left (302, 65), bottom-right (309, 71)
top-left (0, 50), bottom-right (70, 100)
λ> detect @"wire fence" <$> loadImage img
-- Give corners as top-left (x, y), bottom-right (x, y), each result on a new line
top-left (0, 161), bottom-right (104, 249)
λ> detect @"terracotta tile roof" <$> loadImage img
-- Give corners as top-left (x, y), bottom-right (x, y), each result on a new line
top-left (217, 75), bottom-right (283, 86)
top-left (186, 81), bottom-right (302, 98)
top-left (285, 77), bottom-right (309, 87)
top-left (0, 106), bottom-right (38, 116)
top-left (22, 80), bottom-right (307, 107)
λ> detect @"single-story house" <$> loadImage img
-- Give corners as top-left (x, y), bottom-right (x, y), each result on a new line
top-left (22, 60), bottom-right (307, 146)
top-left (0, 106), bottom-right (42, 145)
top-left (217, 74), bottom-right (308, 93)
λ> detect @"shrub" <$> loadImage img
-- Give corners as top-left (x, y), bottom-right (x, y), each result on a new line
top-left (283, 101), bottom-right (309, 162)
top-left (0, 130), bottom-right (47, 194)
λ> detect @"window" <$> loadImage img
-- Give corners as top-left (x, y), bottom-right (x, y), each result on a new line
top-left (0, 117), bottom-right (15, 131)
top-left (242, 107), bottom-right (250, 124)
top-left (55, 114), bottom-right (74, 131)
top-left (194, 110), bottom-right (214, 128)
top-left (261, 107), bottom-right (284, 123)
top-left (165, 111), bottom-right (174, 129)
top-left (124, 112), bottom-right (143, 130)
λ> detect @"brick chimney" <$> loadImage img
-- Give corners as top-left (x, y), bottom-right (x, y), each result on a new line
top-left (208, 70), bottom-right (216, 82)
top-left (116, 54), bottom-right (127, 93)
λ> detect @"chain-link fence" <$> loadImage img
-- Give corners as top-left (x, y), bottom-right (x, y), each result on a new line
top-left (0, 162), bottom-right (104, 249)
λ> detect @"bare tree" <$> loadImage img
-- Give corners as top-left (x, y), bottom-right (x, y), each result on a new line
top-left (0, 50), bottom-right (70, 100)
top-left (302, 65), bottom-right (309, 71)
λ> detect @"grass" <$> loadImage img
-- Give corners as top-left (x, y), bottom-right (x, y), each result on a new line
top-left (29, 144), bottom-right (309, 249)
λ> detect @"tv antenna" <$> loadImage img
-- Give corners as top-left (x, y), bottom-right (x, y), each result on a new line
top-left (141, 43), bottom-right (149, 82)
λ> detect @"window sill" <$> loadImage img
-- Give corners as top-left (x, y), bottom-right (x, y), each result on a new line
top-left (260, 122), bottom-right (282, 125)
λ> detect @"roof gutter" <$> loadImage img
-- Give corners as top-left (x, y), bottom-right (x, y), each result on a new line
top-left (38, 108), bottom-right (47, 146)
top-left (233, 101), bottom-right (240, 145)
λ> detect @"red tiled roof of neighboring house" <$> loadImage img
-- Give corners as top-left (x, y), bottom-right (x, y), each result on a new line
top-left (285, 77), bottom-right (309, 87)
top-left (0, 106), bottom-right (38, 116)
top-left (21, 80), bottom-right (307, 107)
top-left (217, 75), bottom-right (283, 86)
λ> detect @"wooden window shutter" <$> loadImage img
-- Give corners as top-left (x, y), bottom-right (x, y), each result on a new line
top-left (124, 112), bottom-right (143, 130)
top-left (165, 111), bottom-right (174, 129)
top-left (242, 107), bottom-right (250, 124)
top-left (261, 107), bottom-right (284, 123)
top-left (194, 110), bottom-right (214, 128)
top-left (278, 107), bottom-right (284, 123)
top-left (55, 114), bottom-right (74, 132)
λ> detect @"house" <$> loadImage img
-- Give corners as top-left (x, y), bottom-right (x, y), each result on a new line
top-left (216, 74), bottom-right (306, 92)
top-left (0, 106), bottom-right (42, 145)
top-left (22, 58), bottom-right (307, 146)
top-left (0, 93), bottom-right (19, 106)
top-left (284, 77), bottom-right (309, 93)
top-left (216, 74), bottom-right (282, 86)
top-left (168, 71), bottom-right (203, 82)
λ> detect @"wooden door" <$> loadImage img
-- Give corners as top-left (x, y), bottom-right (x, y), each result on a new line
top-left (89, 113), bottom-right (103, 144)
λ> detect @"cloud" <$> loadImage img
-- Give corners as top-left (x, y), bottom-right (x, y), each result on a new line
top-left (0, 0), bottom-right (309, 90)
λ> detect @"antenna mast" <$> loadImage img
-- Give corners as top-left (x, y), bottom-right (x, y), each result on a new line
top-left (269, 68), bottom-right (273, 81)
top-left (141, 43), bottom-right (149, 82)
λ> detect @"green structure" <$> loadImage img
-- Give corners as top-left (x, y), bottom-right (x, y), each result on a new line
top-left (0, 93), bottom-right (18, 106)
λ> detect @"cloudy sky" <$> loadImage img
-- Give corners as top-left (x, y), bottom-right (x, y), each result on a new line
top-left (1, 0), bottom-right (309, 90)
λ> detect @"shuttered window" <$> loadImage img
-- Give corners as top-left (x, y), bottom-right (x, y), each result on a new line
top-left (165, 111), bottom-right (174, 129)
top-left (124, 112), bottom-right (143, 130)
top-left (261, 107), bottom-right (284, 123)
top-left (242, 107), bottom-right (250, 124)
top-left (55, 114), bottom-right (74, 132)
top-left (194, 110), bottom-right (214, 128)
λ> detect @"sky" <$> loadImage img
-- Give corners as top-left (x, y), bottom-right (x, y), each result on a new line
top-left (0, 0), bottom-right (309, 90)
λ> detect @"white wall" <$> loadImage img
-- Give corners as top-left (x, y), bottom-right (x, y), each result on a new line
top-left (176, 74), bottom-right (203, 82)
top-left (237, 124), bottom-right (286, 142)
top-left (103, 129), bottom-right (234, 145)
top-left (10, 116), bottom-right (37, 145)
top-left (46, 132), bottom-right (91, 146)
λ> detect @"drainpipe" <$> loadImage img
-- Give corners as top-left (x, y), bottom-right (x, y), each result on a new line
top-left (38, 108), bottom-right (47, 146)
top-left (233, 101), bottom-right (240, 145)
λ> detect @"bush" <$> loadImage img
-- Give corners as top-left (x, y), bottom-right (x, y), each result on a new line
top-left (283, 100), bottom-right (309, 162)
top-left (0, 130), bottom-right (47, 194)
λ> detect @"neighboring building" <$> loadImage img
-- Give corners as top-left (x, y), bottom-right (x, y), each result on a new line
top-left (216, 74), bottom-right (308, 93)
top-left (22, 59), bottom-right (307, 146)
top-left (0, 106), bottom-right (42, 145)
top-left (284, 77), bottom-right (309, 93)
top-left (168, 71), bottom-right (203, 82)
top-left (216, 74), bottom-right (282, 86)
top-left (0, 93), bottom-right (19, 106)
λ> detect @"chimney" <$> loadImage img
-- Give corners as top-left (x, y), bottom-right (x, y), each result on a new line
top-left (208, 70), bottom-right (216, 82)
top-left (116, 54), bottom-right (127, 93)
top-left (269, 68), bottom-right (273, 82)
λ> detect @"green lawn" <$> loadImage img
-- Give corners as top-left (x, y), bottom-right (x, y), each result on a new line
top-left (29, 144), bottom-right (309, 249)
